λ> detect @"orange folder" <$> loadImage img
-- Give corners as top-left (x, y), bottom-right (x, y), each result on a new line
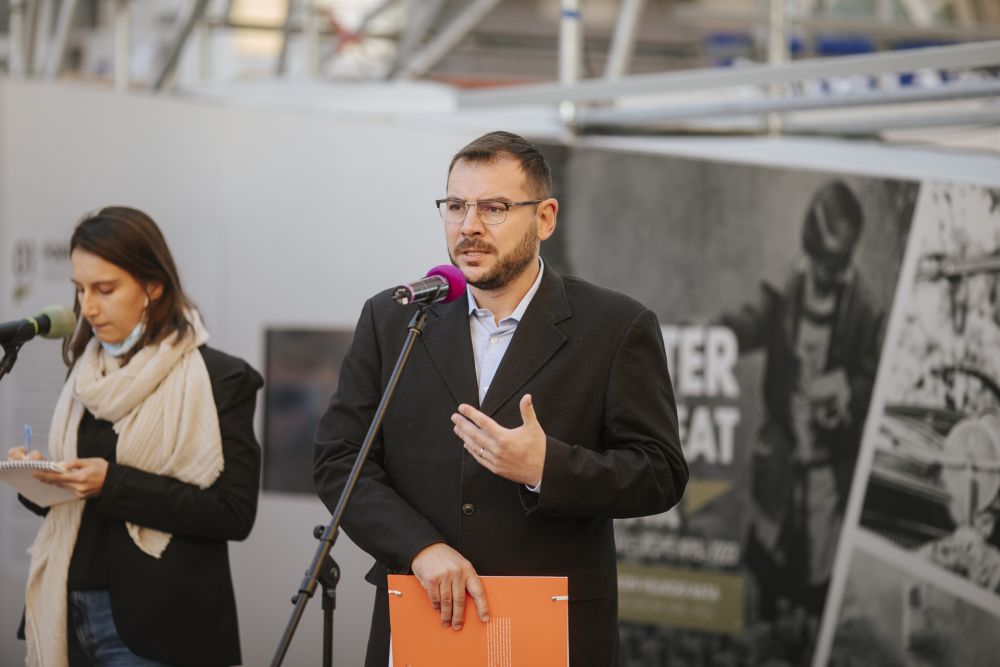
top-left (387, 574), bottom-right (569, 667)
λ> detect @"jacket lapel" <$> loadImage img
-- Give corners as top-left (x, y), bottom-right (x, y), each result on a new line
top-left (420, 296), bottom-right (481, 408)
top-left (480, 269), bottom-right (571, 418)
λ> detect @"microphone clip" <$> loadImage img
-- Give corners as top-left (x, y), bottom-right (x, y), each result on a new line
top-left (0, 340), bottom-right (25, 383)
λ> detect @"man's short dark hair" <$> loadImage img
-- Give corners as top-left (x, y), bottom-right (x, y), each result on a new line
top-left (448, 131), bottom-right (552, 199)
top-left (802, 180), bottom-right (864, 260)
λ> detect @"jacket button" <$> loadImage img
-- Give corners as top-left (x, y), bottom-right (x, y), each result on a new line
top-left (462, 503), bottom-right (475, 516)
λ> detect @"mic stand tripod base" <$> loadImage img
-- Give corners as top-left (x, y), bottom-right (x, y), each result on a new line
top-left (306, 525), bottom-right (341, 667)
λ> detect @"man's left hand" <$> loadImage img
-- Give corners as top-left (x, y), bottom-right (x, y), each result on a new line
top-left (452, 394), bottom-right (545, 486)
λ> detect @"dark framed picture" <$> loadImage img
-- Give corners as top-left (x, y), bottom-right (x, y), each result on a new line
top-left (263, 328), bottom-right (353, 494)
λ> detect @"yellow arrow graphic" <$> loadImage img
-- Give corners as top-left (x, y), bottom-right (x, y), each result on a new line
top-left (683, 479), bottom-right (733, 514)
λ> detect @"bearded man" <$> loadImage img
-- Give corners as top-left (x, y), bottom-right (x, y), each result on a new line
top-left (315, 131), bottom-right (688, 667)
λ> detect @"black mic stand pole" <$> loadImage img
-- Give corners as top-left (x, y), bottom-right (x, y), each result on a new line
top-left (271, 305), bottom-right (432, 667)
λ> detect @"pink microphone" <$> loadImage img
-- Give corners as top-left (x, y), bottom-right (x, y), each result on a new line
top-left (392, 265), bottom-right (467, 306)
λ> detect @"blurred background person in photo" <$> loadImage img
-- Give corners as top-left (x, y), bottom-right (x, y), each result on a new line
top-left (720, 181), bottom-right (884, 644)
top-left (7, 207), bottom-right (263, 667)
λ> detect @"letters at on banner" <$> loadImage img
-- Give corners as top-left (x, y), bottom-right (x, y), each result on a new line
top-left (387, 575), bottom-right (569, 666)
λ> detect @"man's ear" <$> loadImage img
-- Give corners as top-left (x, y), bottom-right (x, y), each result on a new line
top-left (537, 198), bottom-right (558, 241)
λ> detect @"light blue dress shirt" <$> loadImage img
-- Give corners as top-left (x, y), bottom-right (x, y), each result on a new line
top-left (466, 259), bottom-right (546, 492)
top-left (467, 259), bottom-right (545, 404)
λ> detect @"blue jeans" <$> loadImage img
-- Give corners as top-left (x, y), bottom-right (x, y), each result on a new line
top-left (67, 590), bottom-right (175, 667)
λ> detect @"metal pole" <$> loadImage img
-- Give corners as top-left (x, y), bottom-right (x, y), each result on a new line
top-left (572, 79), bottom-right (1000, 127)
top-left (458, 40), bottom-right (1000, 108)
top-left (605, 0), bottom-right (644, 80)
top-left (43, 0), bottom-right (80, 79)
top-left (9, 0), bottom-right (28, 76)
top-left (113, 0), bottom-right (130, 92)
top-left (559, 0), bottom-right (584, 128)
top-left (387, 0), bottom-right (446, 78)
top-left (276, 0), bottom-right (297, 76)
top-left (304, 0), bottom-right (322, 78)
top-left (151, 0), bottom-right (211, 92)
top-left (195, 0), bottom-right (212, 81)
top-left (31, 0), bottom-right (54, 76)
top-left (766, 0), bottom-right (788, 135)
top-left (559, 0), bottom-right (583, 85)
top-left (398, 0), bottom-right (502, 79)
top-left (24, 0), bottom-right (39, 75)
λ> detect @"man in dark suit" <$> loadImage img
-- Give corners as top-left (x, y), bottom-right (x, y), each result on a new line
top-left (314, 131), bottom-right (688, 666)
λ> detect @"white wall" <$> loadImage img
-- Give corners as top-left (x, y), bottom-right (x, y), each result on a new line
top-left (0, 79), bottom-right (473, 666)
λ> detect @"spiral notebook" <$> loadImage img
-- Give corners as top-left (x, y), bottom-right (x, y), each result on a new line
top-left (388, 574), bottom-right (569, 666)
top-left (0, 460), bottom-right (75, 507)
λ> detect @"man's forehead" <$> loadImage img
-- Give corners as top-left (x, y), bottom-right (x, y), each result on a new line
top-left (447, 156), bottom-right (528, 192)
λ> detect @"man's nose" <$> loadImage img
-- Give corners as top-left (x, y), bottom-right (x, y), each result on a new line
top-left (460, 204), bottom-right (484, 234)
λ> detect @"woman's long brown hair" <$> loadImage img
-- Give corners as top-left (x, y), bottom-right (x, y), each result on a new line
top-left (64, 207), bottom-right (194, 367)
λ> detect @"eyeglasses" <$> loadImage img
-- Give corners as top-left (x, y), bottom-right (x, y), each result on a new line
top-left (435, 198), bottom-right (544, 225)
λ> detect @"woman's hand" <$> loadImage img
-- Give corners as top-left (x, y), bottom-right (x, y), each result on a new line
top-left (34, 458), bottom-right (108, 499)
top-left (7, 447), bottom-right (45, 461)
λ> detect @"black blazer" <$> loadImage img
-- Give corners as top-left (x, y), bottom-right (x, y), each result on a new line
top-left (315, 268), bottom-right (688, 667)
top-left (19, 346), bottom-right (263, 666)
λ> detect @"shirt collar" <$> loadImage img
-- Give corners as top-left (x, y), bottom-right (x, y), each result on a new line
top-left (467, 258), bottom-right (546, 322)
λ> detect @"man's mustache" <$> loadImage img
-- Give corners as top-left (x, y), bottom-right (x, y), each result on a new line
top-left (454, 239), bottom-right (496, 254)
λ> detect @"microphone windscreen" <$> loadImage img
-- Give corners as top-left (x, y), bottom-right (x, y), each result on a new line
top-left (39, 305), bottom-right (77, 339)
top-left (425, 265), bottom-right (467, 304)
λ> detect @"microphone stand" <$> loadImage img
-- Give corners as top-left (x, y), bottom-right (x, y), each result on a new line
top-left (0, 342), bottom-right (24, 382)
top-left (1, 317), bottom-right (54, 382)
top-left (271, 304), bottom-right (432, 667)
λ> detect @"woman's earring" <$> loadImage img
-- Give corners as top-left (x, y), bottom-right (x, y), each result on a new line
top-left (144, 296), bottom-right (150, 308)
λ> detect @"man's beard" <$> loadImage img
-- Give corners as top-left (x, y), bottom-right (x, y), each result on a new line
top-left (450, 223), bottom-right (538, 291)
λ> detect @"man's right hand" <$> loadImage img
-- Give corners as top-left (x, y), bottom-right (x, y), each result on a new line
top-left (410, 543), bottom-right (489, 630)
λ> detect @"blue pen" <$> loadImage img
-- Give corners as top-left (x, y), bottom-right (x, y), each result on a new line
top-left (23, 423), bottom-right (32, 450)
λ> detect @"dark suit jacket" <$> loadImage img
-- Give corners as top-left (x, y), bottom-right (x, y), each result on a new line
top-left (18, 346), bottom-right (263, 667)
top-left (314, 268), bottom-right (687, 667)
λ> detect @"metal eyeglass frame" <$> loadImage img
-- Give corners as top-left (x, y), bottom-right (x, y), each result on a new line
top-left (435, 198), bottom-right (544, 225)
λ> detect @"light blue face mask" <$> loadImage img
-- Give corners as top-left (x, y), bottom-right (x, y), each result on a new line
top-left (101, 321), bottom-right (145, 357)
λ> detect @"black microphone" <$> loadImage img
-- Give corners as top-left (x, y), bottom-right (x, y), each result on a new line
top-left (0, 305), bottom-right (77, 347)
top-left (392, 265), bottom-right (467, 306)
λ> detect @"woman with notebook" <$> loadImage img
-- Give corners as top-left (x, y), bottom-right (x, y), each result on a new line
top-left (7, 206), bottom-right (263, 667)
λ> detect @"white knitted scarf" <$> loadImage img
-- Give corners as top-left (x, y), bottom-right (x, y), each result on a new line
top-left (23, 310), bottom-right (223, 667)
